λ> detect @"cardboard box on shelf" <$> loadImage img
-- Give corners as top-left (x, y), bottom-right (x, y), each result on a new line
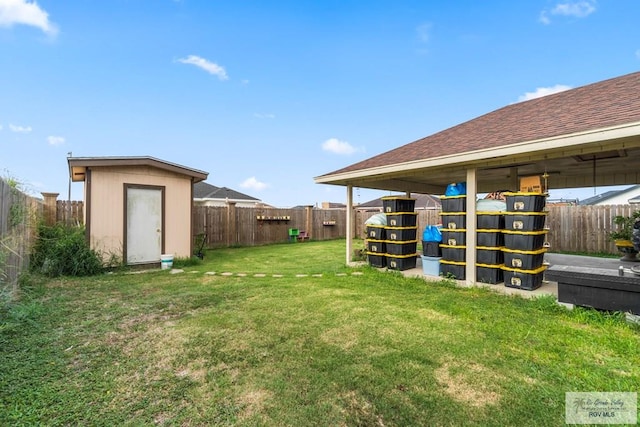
top-left (519, 175), bottom-right (545, 193)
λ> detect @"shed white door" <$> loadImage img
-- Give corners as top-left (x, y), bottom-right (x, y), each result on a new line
top-left (126, 186), bottom-right (163, 264)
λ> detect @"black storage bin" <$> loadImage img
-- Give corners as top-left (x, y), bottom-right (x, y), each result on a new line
top-left (476, 212), bottom-right (505, 229)
top-left (503, 247), bottom-right (546, 270)
top-left (422, 241), bottom-right (442, 257)
top-left (502, 265), bottom-right (546, 290)
top-left (440, 260), bottom-right (466, 280)
top-left (367, 239), bottom-right (386, 254)
top-left (440, 244), bottom-right (466, 262)
top-left (476, 263), bottom-right (504, 284)
top-left (386, 240), bottom-right (418, 256)
top-left (366, 225), bottom-right (386, 240)
top-left (367, 252), bottom-right (386, 268)
top-left (440, 212), bottom-right (466, 230)
top-left (504, 192), bottom-right (546, 212)
top-left (386, 226), bottom-right (417, 241)
top-left (386, 213), bottom-right (418, 227)
top-left (387, 254), bottom-right (417, 271)
top-left (476, 229), bottom-right (504, 247)
top-left (440, 195), bottom-right (466, 212)
top-left (503, 230), bottom-right (547, 251)
top-left (504, 213), bottom-right (547, 231)
top-left (441, 229), bottom-right (466, 246)
top-left (476, 246), bottom-right (504, 265)
top-left (382, 196), bottom-right (416, 213)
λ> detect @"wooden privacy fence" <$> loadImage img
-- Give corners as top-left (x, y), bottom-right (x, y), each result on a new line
top-left (545, 204), bottom-right (636, 254)
top-left (193, 204), bottom-right (636, 254)
top-left (193, 205), bottom-right (346, 248)
top-left (0, 178), bottom-right (42, 299)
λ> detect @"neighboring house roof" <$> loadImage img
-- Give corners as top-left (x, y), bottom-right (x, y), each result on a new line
top-left (579, 184), bottom-right (640, 205)
top-left (69, 156), bottom-right (208, 183)
top-left (357, 193), bottom-right (441, 210)
top-left (193, 181), bottom-right (260, 202)
top-left (315, 71), bottom-right (640, 194)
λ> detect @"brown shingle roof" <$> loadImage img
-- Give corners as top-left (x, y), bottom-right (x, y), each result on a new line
top-left (321, 71), bottom-right (640, 177)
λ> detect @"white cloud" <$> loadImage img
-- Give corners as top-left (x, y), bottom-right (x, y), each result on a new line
top-left (539, 11), bottom-right (551, 25)
top-left (254, 113), bottom-right (275, 119)
top-left (177, 55), bottom-right (228, 80)
top-left (0, 0), bottom-right (58, 36)
top-left (322, 138), bottom-right (358, 155)
top-left (517, 84), bottom-right (572, 102)
top-left (552, 1), bottom-right (596, 17)
top-left (47, 135), bottom-right (65, 145)
top-left (416, 22), bottom-right (431, 44)
top-left (0, 124), bottom-right (3, 131)
top-left (9, 123), bottom-right (32, 133)
top-left (240, 176), bottom-right (268, 191)
top-left (540, 1), bottom-right (596, 24)
top-left (636, 49), bottom-right (640, 60)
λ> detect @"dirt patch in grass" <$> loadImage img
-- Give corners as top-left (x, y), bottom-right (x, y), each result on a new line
top-left (320, 325), bottom-right (359, 350)
top-left (339, 390), bottom-right (386, 427)
top-left (237, 389), bottom-right (272, 421)
top-left (416, 307), bottom-right (455, 322)
top-left (434, 360), bottom-right (503, 408)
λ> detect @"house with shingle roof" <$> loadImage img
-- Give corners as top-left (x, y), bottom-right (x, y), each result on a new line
top-left (579, 185), bottom-right (640, 205)
top-left (194, 182), bottom-right (270, 207)
top-left (315, 71), bottom-right (640, 278)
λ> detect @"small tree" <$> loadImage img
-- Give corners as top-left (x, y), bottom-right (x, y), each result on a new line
top-left (608, 210), bottom-right (640, 242)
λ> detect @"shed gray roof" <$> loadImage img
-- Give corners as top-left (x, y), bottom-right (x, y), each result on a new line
top-left (68, 156), bottom-right (208, 183)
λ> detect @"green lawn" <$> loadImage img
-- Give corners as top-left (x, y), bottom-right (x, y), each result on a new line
top-left (1, 239), bottom-right (638, 426)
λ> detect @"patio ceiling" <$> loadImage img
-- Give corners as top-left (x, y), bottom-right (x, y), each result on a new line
top-left (315, 71), bottom-right (640, 195)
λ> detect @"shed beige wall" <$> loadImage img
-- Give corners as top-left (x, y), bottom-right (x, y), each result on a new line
top-left (87, 165), bottom-right (193, 261)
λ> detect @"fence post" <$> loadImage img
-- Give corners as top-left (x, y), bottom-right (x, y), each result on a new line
top-left (41, 192), bottom-right (59, 225)
top-left (304, 205), bottom-right (313, 238)
top-left (226, 201), bottom-right (237, 247)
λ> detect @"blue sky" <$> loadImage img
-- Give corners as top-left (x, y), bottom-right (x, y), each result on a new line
top-left (1, 0), bottom-right (638, 207)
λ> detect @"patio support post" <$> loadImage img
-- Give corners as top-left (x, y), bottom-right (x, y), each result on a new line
top-left (465, 168), bottom-right (477, 284)
top-left (346, 185), bottom-right (353, 265)
top-left (510, 167), bottom-right (518, 190)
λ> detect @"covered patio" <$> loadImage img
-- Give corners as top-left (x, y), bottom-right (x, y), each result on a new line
top-left (315, 71), bottom-right (640, 285)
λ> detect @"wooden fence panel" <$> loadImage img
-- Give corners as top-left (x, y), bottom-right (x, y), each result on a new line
top-left (56, 200), bottom-right (84, 225)
top-left (0, 179), bottom-right (42, 299)
top-left (545, 205), bottom-right (634, 254)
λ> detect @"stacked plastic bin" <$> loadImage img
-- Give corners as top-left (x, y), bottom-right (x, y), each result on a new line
top-left (501, 192), bottom-right (548, 290)
top-left (476, 211), bottom-right (505, 284)
top-left (366, 223), bottom-right (387, 268)
top-left (439, 195), bottom-right (466, 279)
top-left (382, 196), bottom-right (418, 271)
top-left (421, 225), bottom-right (442, 276)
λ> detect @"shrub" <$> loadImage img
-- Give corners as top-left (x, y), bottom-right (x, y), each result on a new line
top-left (30, 224), bottom-right (104, 277)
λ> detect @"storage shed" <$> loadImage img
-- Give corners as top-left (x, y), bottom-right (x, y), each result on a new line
top-left (68, 156), bottom-right (208, 266)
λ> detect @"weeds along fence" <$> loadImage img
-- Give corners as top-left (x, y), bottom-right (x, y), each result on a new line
top-left (0, 178), bottom-right (42, 299)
